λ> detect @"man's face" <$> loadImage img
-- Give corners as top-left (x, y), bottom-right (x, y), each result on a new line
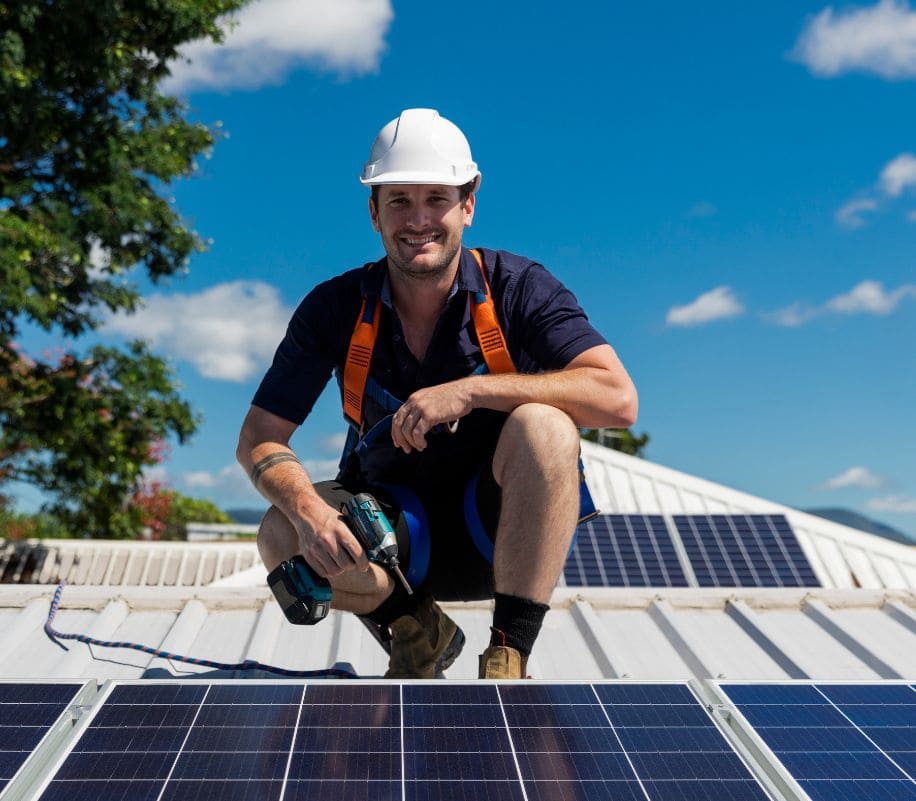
top-left (369, 184), bottom-right (475, 283)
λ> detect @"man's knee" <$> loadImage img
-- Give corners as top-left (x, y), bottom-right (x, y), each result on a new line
top-left (257, 505), bottom-right (296, 568)
top-left (493, 403), bottom-right (579, 483)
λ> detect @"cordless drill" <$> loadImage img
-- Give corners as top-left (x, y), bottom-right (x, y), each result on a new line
top-left (267, 493), bottom-right (412, 625)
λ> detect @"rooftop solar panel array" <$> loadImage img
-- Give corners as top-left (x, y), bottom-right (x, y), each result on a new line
top-left (564, 514), bottom-right (689, 587)
top-left (0, 683), bottom-right (82, 794)
top-left (674, 514), bottom-right (819, 588)
top-left (722, 682), bottom-right (916, 801)
top-left (34, 681), bottom-right (772, 801)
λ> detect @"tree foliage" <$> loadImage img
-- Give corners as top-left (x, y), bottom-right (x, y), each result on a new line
top-left (0, 0), bottom-right (246, 535)
top-left (132, 481), bottom-right (230, 540)
top-left (581, 428), bottom-right (651, 458)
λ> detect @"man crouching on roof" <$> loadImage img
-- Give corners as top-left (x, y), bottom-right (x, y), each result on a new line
top-left (236, 108), bottom-right (637, 679)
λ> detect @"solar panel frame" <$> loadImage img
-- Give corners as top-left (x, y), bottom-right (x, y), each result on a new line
top-left (712, 680), bottom-right (916, 801)
top-left (27, 679), bottom-right (779, 801)
top-left (564, 514), bottom-right (690, 588)
top-left (0, 680), bottom-right (95, 801)
top-left (674, 514), bottom-right (820, 588)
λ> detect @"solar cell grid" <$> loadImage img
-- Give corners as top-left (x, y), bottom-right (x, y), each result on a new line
top-left (675, 514), bottom-right (819, 588)
top-left (564, 514), bottom-right (689, 588)
top-left (722, 682), bottom-right (916, 801)
top-left (33, 681), bottom-right (775, 801)
top-left (0, 682), bottom-right (82, 794)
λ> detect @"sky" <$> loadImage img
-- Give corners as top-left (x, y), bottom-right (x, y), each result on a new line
top-left (14, 0), bottom-right (916, 535)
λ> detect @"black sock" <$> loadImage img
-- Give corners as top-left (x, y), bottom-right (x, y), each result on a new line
top-left (365, 583), bottom-right (423, 628)
top-left (490, 592), bottom-right (549, 657)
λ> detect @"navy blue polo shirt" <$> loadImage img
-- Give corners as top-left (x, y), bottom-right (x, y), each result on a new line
top-left (252, 247), bottom-right (607, 491)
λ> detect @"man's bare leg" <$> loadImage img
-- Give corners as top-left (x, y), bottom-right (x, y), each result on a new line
top-left (257, 506), bottom-right (394, 615)
top-left (491, 403), bottom-right (581, 602)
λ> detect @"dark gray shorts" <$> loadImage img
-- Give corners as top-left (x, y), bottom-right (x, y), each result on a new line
top-left (313, 458), bottom-right (501, 602)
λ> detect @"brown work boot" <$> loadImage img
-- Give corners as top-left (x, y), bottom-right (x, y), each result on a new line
top-left (384, 596), bottom-right (465, 679)
top-left (478, 645), bottom-right (528, 679)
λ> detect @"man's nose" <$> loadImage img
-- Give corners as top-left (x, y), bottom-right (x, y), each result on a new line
top-left (405, 205), bottom-right (431, 229)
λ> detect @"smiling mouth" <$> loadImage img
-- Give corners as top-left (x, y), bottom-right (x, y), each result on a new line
top-left (401, 233), bottom-right (441, 247)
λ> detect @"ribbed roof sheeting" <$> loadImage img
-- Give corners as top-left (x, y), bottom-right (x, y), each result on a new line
top-left (0, 540), bottom-right (259, 587)
top-left (1, 585), bottom-right (913, 683)
top-left (580, 441), bottom-right (916, 590)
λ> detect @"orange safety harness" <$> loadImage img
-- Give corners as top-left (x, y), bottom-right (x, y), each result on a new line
top-left (339, 248), bottom-right (599, 525)
top-left (342, 248), bottom-right (514, 429)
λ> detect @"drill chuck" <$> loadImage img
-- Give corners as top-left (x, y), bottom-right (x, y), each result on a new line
top-left (342, 493), bottom-right (413, 595)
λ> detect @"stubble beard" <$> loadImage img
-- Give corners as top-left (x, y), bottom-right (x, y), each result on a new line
top-left (385, 233), bottom-right (462, 284)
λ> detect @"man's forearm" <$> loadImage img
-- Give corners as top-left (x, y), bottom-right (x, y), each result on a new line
top-left (237, 440), bottom-right (330, 529)
top-left (464, 367), bottom-right (637, 429)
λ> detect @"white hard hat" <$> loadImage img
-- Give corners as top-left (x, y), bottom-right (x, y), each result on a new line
top-left (360, 108), bottom-right (481, 188)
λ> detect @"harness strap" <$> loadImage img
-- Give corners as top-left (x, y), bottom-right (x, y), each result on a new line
top-left (469, 249), bottom-right (516, 375)
top-left (342, 251), bottom-right (514, 431)
top-left (342, 282), bottom-right (381, 428)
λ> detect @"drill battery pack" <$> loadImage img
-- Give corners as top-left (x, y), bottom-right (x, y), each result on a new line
top-left (267, 555), bottom-right (332, 625)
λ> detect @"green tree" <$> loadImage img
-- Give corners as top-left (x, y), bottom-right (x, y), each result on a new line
top-left (132, 481), bottom-right (230, 540)
top-left (581, 428), bottom-right (651, 458)
top-left (0, 1), bottom-right (247, 536)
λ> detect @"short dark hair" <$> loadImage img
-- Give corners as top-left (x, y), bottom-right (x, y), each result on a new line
top-left (370, 178), bottom-right (477, 208)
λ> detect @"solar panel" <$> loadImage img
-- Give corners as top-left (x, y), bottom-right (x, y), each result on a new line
top-left (721, 682), bottom-right (916, 801)
top-left (34, 681), bottom-right (772, 801)
top-left (0, 683), bottom-right (83, 794)
top-left (674, 514), bottom-right (819, 588)
top-left (564, 514), bottom-right (689, 587)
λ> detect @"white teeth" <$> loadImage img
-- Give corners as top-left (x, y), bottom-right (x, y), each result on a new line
top-left (404, 235), bottom-right (437, 245)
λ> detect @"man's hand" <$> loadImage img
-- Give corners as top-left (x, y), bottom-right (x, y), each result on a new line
top-left (296, 502), bottom-right (370, 578)
top-left (391, 379), bottom-right (474, 453)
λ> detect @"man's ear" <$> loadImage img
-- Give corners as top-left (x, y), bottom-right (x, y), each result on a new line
top-left (368, 196), bottom-right (380, 232)
top-left (463, 191), bottom-right (476, 228)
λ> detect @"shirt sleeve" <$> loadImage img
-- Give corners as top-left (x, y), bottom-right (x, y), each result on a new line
top-left (505, 260), bottom-right (608, 370)
top-left (251, 277), bottom-right (350, 425)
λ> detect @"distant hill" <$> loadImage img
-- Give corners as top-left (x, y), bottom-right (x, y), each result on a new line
top-left (803, 507), bottom-right (915, 546)
top-left (226, 508), bottom-right (267, 525)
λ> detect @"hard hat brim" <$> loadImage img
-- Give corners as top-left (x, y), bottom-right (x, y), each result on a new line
top-left (360, 171), bottom-right (481, 188)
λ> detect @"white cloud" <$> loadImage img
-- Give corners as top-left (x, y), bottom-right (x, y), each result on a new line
top-left (879, 152), bottom-right (916, 196)
top-left (821, 466), bottom-right (885, 489)
top-left (141, 465), bottom-right (170, 486)
top-left (183, 457), bottom-right (339, 496)
top-left (793, 0), bottom-right (916, 79)
top-left (164, 0), bottom-right (394, 93)
top-left (319, 432), bottom-right (349, 454)
top-left (866, 494), bottom-right (916, 513)
top-left (103, 281), bottom-right (291, 382)
top-left (835, 153), bottom-right (916, 228)
top-left (826, 280), bottom-right (916, 314)
top-left (666, 286), bottom-right (744, 327)
top-left (765, 303), bottom-right (820, 327)
top-left (181, 462), bottom-right (262, 504)
top-left (767, 280), bottom-right (916, 326)
top-left (835, 197), bottom-right (878, 229)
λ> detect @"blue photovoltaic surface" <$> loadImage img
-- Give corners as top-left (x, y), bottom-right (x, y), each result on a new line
top-left (564, 514), bottom-right (689, 587)
top-left (0, 683), bottom-right (82, 793)
top-left (674, 514), bottom-right (820, 588)
top-left (722, 683), bottom-right (916, 801)
top-left (36, 681), bottom-right (771, 801)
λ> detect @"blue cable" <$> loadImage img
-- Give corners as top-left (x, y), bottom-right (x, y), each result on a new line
top-left (43, 581), bottom-right (358, 679)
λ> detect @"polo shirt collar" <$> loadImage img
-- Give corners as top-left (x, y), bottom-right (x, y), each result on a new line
top-left (370, 248), bottom-right (486, 307)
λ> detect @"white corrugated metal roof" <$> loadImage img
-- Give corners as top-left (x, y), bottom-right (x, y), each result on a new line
top-left (2, 585), bottom-right (913, 683)
top-left (2, 446), bottom-right (914, 684)
top-left (580, 441), bottom-right (916, 590)
top-left (0, 539), bottom-right (259, 587)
